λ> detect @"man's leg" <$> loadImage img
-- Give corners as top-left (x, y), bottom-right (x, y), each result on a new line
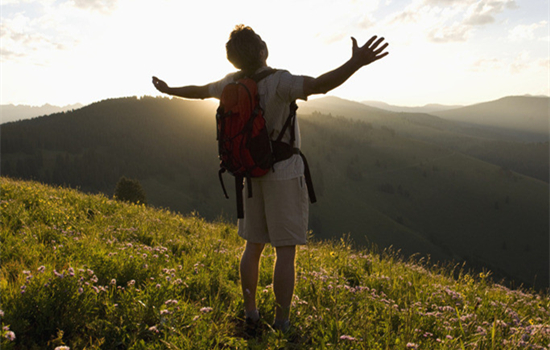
top-left (240, 241), bottom-right (265, 318)
top-left (273, 245), bottom-right (296, 324)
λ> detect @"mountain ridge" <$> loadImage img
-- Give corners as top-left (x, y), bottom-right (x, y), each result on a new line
top-left (0, 103), bottom-right (84, 124)
top-left (361, 100), bottom-right (463, 114)
top-left (432, 95), bottom-right (549, 142)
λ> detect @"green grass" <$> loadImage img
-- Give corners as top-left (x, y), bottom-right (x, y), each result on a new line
top-left (1, 177), bottom-right (549, 349)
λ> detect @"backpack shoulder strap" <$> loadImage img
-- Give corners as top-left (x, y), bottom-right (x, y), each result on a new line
top-left (250, 68), bottom-right (278, 82)
top-left (276, 101), bottom-right (298, 145)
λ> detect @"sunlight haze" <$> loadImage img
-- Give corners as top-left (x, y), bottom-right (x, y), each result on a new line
top-left (1, 0), bottom-right (548, 107)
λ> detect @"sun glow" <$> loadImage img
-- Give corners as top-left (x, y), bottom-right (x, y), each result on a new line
top-left (0, 0), bottom-right (547, 107)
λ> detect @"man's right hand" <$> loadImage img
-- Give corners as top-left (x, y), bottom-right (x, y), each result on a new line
top-left (152, 76), bottom-right (169, 93)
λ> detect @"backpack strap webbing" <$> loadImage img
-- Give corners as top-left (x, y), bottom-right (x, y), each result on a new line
top-left (234, 68), bottom-right (278, 82)
top-left (299, 150), bottom-right (317, 203)
top-left (276, 101), bottom-right (298, 145)
top-left (251, 68), bottom-right (278, 82)
top-left (235, 175), bottom-right (244, 219)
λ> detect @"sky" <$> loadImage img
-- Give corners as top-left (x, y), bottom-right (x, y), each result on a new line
top-left (1, 0), bottom-right (548, 107)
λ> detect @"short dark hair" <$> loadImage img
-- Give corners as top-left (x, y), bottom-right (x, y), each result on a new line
top-left (226, 25), bottom-right (266, 72)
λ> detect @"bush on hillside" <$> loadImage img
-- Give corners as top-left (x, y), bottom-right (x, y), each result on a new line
top-left (114, 176), bottom-right (147, 205)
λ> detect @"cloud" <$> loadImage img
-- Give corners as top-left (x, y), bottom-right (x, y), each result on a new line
top-left (0, 47), bottom-right (25, 61)
top-left (319, 31), bottom-right (348, 45)
top-left (0, 11), bottom-right (76, 64)
top-left (359, 14), bottom-right (377, 29)
top-left (509, 51), bottom-right (531, 74)
top-left (463, 0), bottom-right (517, 26)
top-left (387, 0), bottom-right (518, 44)
top-left (469, 57), bottom-right (504, 71)
top-left (388, 10), bottom-right (420, 25)
top-left (68, 0), bottom-right (119, 14)
top-left (508, 21), bottom-right (548, 41)
top-left (427, 23), bottom-right (470, 43)
top-left (538, 58), bottom-right (550, 70)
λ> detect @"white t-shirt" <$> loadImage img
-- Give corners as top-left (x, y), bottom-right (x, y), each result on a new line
top-left (208, 67), bottom-right (309, 181)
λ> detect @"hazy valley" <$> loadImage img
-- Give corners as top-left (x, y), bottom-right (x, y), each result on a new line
top-left (1, 95), bottom-right (548, 289)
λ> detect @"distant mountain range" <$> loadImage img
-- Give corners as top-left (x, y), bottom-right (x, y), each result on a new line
top-left (300, 96), bottom-right (549, 183)
top-left (0, 103), bottom-right (84, 124)
top-left (432, 96), bottom-right (549, 142)
top-left (1, 95), bottom-right (548, 289)
top-left (3, 96), bottom-right (547, 142)
top-left (361, 100), bottom-right (463, 114)
top-left (304, 95), bottom-right (549, 143)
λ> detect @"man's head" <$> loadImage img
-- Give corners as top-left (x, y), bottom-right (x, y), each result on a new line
top-left (226, 25), bottom-right (268, 72)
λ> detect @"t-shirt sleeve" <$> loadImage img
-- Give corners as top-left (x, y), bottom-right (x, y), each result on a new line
top-left (276, 71), bottom-right (308, 102)
top-left (208, 73), bottom-right (236, 99)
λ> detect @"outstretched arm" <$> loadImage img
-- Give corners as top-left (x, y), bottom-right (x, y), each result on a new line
top-left (152, 76), bottom-right (213, 100)
top-left (303, 35), bottom-right (389, 96)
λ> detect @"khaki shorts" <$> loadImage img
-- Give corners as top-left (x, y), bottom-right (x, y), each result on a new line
top-left (237, 176), bottom-right (309, 247)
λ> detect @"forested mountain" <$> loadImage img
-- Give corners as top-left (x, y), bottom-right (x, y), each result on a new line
top-left (300, 96), bottom-right (549, 182)
top-left (1, 96), bottom-right (548, 289)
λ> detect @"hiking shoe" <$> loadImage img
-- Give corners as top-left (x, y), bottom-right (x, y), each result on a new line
top-left (244, 316), bottom-right (261, 338)
top-left (272, 319), bottom-right (291, 333)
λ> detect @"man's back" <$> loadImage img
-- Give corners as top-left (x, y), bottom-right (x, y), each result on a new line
top-left (209, 68), bottom-right (307, 181)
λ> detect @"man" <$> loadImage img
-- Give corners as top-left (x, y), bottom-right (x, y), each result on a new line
top-left (152, 25), bottom-right (388, 333)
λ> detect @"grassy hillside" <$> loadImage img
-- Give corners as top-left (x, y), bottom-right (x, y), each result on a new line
top-left (1, 178), bottom-right (549, 349)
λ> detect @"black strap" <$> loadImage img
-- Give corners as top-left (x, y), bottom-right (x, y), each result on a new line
top-left (298, 150), bottom-right (317, 204)
top-left (219, 168), bottom-right (229, 199)
top-left (235, 175), bottom-right (244, 219)
top-left (276, 101), bottom-right (298, 145)
top-left (235, 68), bottom-right (277, 82)
top-left (251, 68), bottom-right (277, 82)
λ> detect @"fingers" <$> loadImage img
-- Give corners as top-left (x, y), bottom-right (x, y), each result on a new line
top-left (362, 37), bottom-right (386, 52)
top-left (373, 51), bottom-right (389, 61)
top-left (365, 35), bottom-right (378, 48)
top-left (374, 42), bottom-right (389, 55)
top-left (361, 36), bottom-right (389, 59)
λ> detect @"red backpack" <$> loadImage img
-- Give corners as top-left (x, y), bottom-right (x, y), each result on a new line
top-left (216, 68), bottom-right (316, 218)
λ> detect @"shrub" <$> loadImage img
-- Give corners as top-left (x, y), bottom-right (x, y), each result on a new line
top-left (114, 176), bottom-right (147, 205)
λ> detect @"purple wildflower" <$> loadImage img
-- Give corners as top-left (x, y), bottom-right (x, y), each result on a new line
top-left (5, 331), bottom-right (15, 341)
top-left (340, 335), bottom-right (357, 341)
